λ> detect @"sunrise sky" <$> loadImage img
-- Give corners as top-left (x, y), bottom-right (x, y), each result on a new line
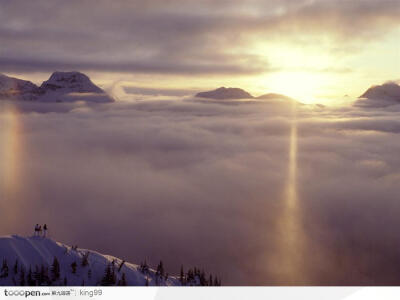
top-left (1, 0), bottom-right (399, 103)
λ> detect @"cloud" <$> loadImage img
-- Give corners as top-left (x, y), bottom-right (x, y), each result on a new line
top-left (1, 98), bottom-right (400, 284)
top-left (0, 0), bottom-right (399, 75)
top-left (0, 56), bottom-right (267, 75)
top-left (123, 86), bottom-right (194, 97)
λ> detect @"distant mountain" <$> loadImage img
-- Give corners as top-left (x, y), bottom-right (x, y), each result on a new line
top-left (360, 82), bottom-right (400, 102)
top-left (0, 72), bottom-right (114, 103)
top-left (0, 74), bottom-right (41, 101)
top-left (38, 71), bottom-right (113, 103)
top-left (0, 235), bottom-right (220, 286)
top-left (195, 87), bottom-right (254, 99)
top-left (40, 71), bottom-right (104, 94)
top-left (356, 82), bottom-right (400, 108)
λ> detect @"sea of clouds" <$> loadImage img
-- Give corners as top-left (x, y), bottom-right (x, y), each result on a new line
top-left (1, 97), bottom-right (400, 285)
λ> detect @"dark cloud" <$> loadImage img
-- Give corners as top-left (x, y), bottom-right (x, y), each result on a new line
top-left (0, 0), bottom-right (398, 74)
top-left (0, 56), bottom-right (265, 75)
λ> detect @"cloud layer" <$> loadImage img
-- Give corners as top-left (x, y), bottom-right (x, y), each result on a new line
top-left (1, 98), bottom-right (400, 285)
top-left (0, 0), bottom-right (399, 75)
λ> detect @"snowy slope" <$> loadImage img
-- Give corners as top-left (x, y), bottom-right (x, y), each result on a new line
top-left (0, 235), bottom-right (179, 286)
top-left (0, 74), bottom-right (41, 101)
top-left (0, 72), bottom-right (114, 103)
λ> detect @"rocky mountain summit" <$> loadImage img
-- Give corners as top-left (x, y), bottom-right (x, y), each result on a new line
top-left (0, 72), bottom-right (113, 103)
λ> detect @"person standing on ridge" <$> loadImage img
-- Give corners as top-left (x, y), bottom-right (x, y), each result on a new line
top-left (43, 224), bottom-right (48, 238)
top-left (34, 224), bottom-right (39, 236)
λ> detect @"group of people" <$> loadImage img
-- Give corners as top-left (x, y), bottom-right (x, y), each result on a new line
top-left (34, 224), bottom-right (48, 237)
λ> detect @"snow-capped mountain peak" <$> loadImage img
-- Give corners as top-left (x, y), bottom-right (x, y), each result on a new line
top-left (40, 71), bottom-right (104, 94)
top-left (0, 72), bottom-right (114, 103)
top-left (0, 74), bottom-right (40, 100)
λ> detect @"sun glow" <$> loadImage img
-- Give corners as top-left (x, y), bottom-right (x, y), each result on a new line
top-left (0, 106), bottom-right (24, 229)
top-left (261, 71), bottom-right (331, 104)
top-left (269, 102), bottom-right (310, 284)
top-left (251, 41), bottom-right (339, 103)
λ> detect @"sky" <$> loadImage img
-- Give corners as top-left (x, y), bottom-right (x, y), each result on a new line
top-left (0, 0), bottom-right (399, 103)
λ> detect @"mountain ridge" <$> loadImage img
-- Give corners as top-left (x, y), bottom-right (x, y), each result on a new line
top-left (0, 72), bottom-right (113, 103)
top-left (360, 82), bottom-right (400, 102)
top-left (0, 73), bottom-right (41, 101)
top-left (195, 87), bottom-right (298, 103)
top-left (0, 235), bottom-right (219, 286)
top-left (195, 87), bottom-right (254, 99)
top-left (354, 82), bottom-right (400, 108)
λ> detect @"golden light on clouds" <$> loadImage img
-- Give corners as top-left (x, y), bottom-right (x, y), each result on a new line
top-left (0, 106), bottom-right (24, 229)
top-left (269, 103), bottom-right (310, 284)
top-left (251, 41), bottom-right (341, 103)
top-left (259, 71), bottom-right (332, 104)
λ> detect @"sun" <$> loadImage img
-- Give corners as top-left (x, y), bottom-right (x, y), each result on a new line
top-left (256, 71), bottom-right (331, 104)
top-left (250, 41), bottom-right (337, 104)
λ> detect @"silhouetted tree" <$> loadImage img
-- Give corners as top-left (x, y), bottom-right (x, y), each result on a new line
top-left (1, 259), bottom-right (9, 278)
top-left (118, 260), bottom-right (125, 273)
top-left (213, 276), bottom-right (221, 286)
top-left (81, 252), bottom-right (90, 267)
top-left (118, 273), bottom-right (127, 286)
top-left (187, 268), bottom-right (194, 283)
top-left (51, 257), bottom-right (60, 280)
top-left (13, 259), bottom-right (18, 274)
top-left (139, 261), bottom-right (149, 273)
top-left (33, 266), bottom-right (40, 284)
top-left (101, 264), bottom-right (116, 286)
top-left (156, 260), bottom-right (165, 278)
top-left (27, 267), bottom-right (35, 286)
top-left (180, 265), bottom-right (185, 285)
top-left (199, 270), bottom-right (206, 286)
top-left (71, 261), bottom-right (77, 274)
top-left (19, 266), bottom-right (26, 286)
top-left (39, 265), bottom-right (50, 285)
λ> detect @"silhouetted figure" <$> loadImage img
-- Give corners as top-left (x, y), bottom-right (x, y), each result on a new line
top-left (34, 224), bottom-right (39, 237)
top-left (38, 225), bottom-right (42, 237)
top-left (43, 224), bottom-right (48, 238)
